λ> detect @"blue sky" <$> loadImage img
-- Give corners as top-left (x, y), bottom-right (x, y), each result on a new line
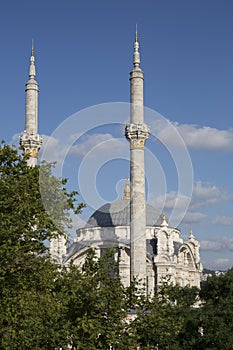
top-left (1, 0), bottom-right (233, 270)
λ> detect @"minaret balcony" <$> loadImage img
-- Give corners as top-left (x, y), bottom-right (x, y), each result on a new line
top-left (20, 132), bottom-right (42, 148)
top-left (125, 123), bottom-right (149, 148)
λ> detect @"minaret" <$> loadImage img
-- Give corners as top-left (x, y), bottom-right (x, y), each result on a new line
top-left (125, 29), bottom-right (149, 287)
top-left (50, 235), bottom-right (67, 264)
top-left (20, 42), bottom-right (42, 166)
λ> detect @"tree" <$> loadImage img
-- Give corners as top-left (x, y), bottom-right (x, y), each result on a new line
top-left (130, 281), bottom-right (199, 350)
top-left (198, 268), bottom-right (233, 350)
top-left (5, 142), bottom-right (233, 350)
top-left (0, 143), bottom-right (84, 349)
top-left (167, 284), bottom-right (202, 350)
top-left (60, 249), bottom-right (135, 349)
top-left (0, 143), bottom-right (134, 349)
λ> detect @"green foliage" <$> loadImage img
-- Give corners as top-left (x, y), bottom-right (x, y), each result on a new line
top-left (0, 259), bottom-right (67, 350)
top-left (1, 143), bottom-right (233, 350)
top-left (175, 268), bottom-right (233, 350)
top-left (60, 249), bottom-right (134, 349)
top-left (130, 281), bottom-right (199, 350)
top-left (198, 268), bottom-right (233, 350)
top-left (0, 143), bottom-right (84, 349)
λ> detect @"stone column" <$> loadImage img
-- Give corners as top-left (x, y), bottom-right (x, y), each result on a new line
top-left (125, 31), bottom-right (149, 287)
top-left (20, 43), bottom-right (42, 167)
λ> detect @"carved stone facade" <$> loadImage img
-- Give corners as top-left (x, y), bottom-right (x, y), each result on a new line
top-left (62, 198), bottom-right (202, 295)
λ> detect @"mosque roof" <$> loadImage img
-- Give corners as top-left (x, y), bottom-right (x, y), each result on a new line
top-left (85, 198), bottom-right (163, 228)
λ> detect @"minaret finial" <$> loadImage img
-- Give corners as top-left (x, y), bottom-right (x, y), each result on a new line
top-left (123, 178), bottom-right (130, 199)
top-left (135, 24), bottom-right (138, 42)
top-left (29, 40), bottom-right (36, 79)
top-left (133, 25), bottom-right (140, 68)
top-left (31, 39), bottom-right (34, 56)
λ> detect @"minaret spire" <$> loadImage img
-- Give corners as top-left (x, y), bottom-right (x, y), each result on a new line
top-left (29, 39), bottom-right (36, 79)
top-left (31, 39), bottom-right (34, 55)
top-left (20, 43), bottom-right (42, 167)
top-left (125, 29), bottom-right (149, 291)
top-left (133, 25), bottom-right (140, 68)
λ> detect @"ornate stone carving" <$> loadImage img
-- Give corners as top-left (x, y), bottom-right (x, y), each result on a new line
top-left (20, 132), bottom-right (42, 159)
top-left (125, 123), bottom-right (149, 148)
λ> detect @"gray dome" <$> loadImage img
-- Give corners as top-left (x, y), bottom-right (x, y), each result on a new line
top-left (86, 198), bottom-right (162, 228)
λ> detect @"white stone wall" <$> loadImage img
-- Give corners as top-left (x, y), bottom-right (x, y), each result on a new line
top-left (64, 223), bottom-right (202, 293)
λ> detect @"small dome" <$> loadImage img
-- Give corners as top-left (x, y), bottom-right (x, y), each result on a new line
top-left (86, 198), bottom-right (162, 228)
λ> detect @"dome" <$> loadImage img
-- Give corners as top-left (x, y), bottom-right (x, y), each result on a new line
top-left (86, 198), bottom-right (162, 228)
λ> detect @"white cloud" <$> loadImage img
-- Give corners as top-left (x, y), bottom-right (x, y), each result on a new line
top-left (40, 134), bottom-right (68, 165)
top-left (174, 124), bottom-right (233, 151)
top-left (39, 133), bottom-right (128, 166)
top-left (193, 181), bottom-right (220, 198)
top-left (222, 237), bottom-right (233, 251)
top-left (151, 120), bottom-right (233, 151)
top-left (190, 181), bottom-right (232, 210)
top-left (69, 133), bottom-right (127, 158)
top-left (200, 240), bottom-right (223, 251)
top-left (213, 258), bottom-right (232, 269)
top-left (212, 216), bottom-right (233, 225)
top-left (201, 244), bottom-right (233, 270)
top-left (182, 212), bottom-right (206, 223)
top-left (153, 181), bottom-right (232, 223)
top-left (200, 237), bottom-right (233, 252)
top-left (155, 191), bottom-right (190, 210)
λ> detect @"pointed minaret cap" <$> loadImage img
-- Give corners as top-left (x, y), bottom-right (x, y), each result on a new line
top-left (135, 23), bottom-right (139, 42)
top-left (123, 178), bottom-right (130, 199)
top-left (31, 39), bottom-right (34, 56)
top-left (189, 228), bottom-right (195, 240)
top-left (161, 213), bottom-right (168, 227)
top-left (29, 39), bottom-right (36, 80)
top-left (133, 24), bottom-right (140, 68)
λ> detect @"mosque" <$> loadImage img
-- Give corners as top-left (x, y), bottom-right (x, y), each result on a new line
top-left (20, 33), bottom-right (203, 295)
